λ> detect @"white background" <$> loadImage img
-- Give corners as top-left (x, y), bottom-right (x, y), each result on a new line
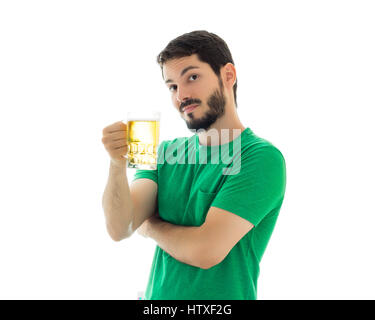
top-left (1, 0), bottom-right (374, 299)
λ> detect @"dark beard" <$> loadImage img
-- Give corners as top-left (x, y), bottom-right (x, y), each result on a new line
top-left (186, 86), bottom-right (226, 132)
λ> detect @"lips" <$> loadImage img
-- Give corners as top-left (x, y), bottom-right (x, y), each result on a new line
top-left (183, 104), bottom-right (198, 114)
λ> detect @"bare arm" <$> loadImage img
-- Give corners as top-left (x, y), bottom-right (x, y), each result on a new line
top-left (102, 161), bottom-right (134, 241)
top-left (101, 121), bottom-right (158, 241)
top-left (139, 206), bottom-right (253, 269)
top-left (139, 215), bottom-right (203, 268)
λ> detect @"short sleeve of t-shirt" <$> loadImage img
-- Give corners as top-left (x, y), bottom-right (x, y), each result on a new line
top-left (132, 140), bottom-right (167, 184)
top-left (211, 145), bottom-right (286, 227)
top-left (132, 166), bottom-right (158, 184)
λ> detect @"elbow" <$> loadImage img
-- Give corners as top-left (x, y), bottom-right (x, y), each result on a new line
top-left (198, 257), bottom-right (221, 270)
top-left (109, 232), bottom-right (128, 242)
top-left (106, 221), bottom-right (134, 242)
top-left (199, 257), bottom-right (222, 270)
top-left (195, 247), bottom-right (224, 270)
top-left (198, 261), bottom-right (216, 270)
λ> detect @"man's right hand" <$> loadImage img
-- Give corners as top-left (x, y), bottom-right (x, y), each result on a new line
top-left (102, 121), bottom-right (128, 168)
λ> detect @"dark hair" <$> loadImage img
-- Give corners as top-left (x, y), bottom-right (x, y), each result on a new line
top-left (157, 30), bottom-right (237, 107)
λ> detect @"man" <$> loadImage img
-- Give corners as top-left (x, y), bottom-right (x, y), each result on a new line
top-left (102, 30), bottom-right (286, 300)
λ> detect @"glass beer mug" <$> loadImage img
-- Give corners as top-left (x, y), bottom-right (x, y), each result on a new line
top-left (126, 111), bottom-right (160, 170)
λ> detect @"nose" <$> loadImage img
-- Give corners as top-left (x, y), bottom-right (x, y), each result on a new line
top-left (176, 87), bottom-right (191, 104)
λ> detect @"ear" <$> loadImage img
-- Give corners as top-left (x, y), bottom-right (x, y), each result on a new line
top-left (220, 63), bottom-right (237, 89)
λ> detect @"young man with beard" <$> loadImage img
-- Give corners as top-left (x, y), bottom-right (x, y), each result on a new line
top-left (102, 31), bottom-right (286, 300)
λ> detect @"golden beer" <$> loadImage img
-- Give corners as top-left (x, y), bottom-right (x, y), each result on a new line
top-left (127, 115), bottom-right (160, 170)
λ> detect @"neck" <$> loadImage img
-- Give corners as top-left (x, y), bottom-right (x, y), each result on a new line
top-left (198, 103), bottom-right (245, 146)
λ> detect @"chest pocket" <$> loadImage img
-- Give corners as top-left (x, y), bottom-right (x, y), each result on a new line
top-left (183, 190), bottom-right (217, 227)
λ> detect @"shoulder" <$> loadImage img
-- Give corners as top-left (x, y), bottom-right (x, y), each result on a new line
top-left (158, 135), bottom-right (196, 154)
top-left (160, 136), bottom-right (190, 148)
top-left (228, 131), bottom-right (286, 180)
top-left (241, 131), bottom-right (285, 164)
top-left (157, 135), bottom-right (194, 165)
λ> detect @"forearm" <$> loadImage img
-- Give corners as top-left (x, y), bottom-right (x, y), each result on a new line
top-left (146, 217), bottom-right (207, 269)
top-left (102, 160), bottom-right (134, 240)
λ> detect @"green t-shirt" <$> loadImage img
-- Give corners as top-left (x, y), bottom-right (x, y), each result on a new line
top-left (133, 128), bottom-right (286, 300)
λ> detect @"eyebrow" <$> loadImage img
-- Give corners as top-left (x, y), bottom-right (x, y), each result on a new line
top-left (165, 65), bottom-right (200, 84)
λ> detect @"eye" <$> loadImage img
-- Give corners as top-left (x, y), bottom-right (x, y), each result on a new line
top-left (169, 85), bottom-right (177, 92)
top-left (189, 74), bottom-right (199, 81)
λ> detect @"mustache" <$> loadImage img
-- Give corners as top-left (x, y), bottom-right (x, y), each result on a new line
top-left (180, 99), bottom-right (201, 112)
